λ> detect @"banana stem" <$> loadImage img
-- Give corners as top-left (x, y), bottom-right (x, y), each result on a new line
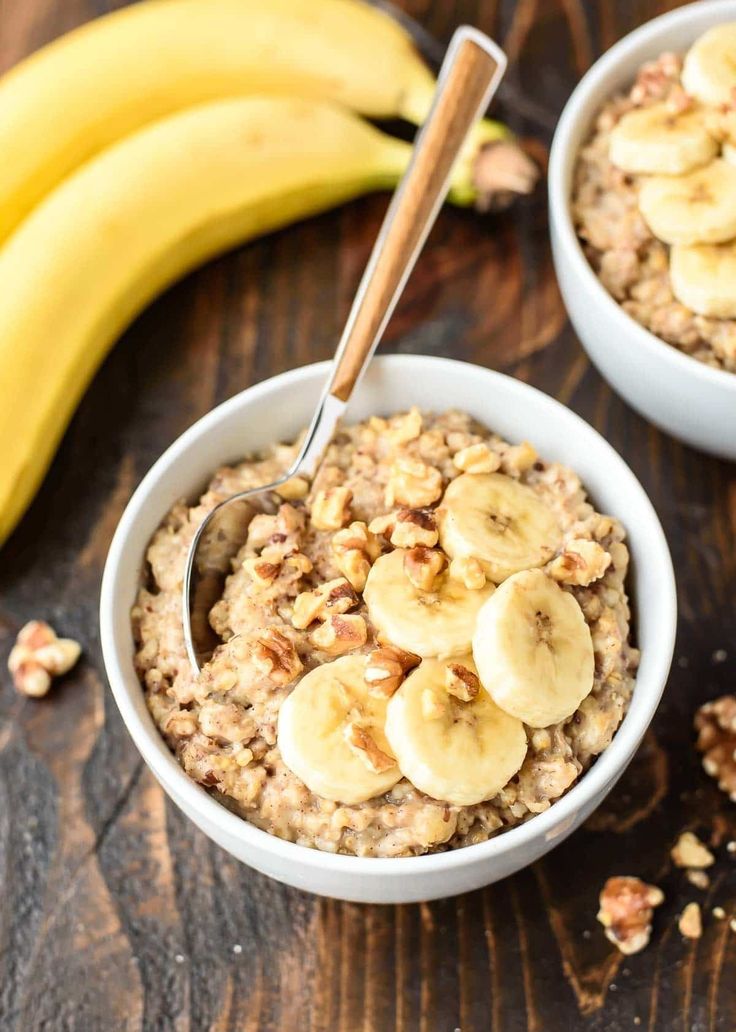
top-left (398, 74), bottom-right (538, 210)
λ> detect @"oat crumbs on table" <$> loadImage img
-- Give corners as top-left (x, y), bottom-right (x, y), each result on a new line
top-left (132, 409), bottom-right (639, 857)
top-left (572, 24), bottom-right (736, 373)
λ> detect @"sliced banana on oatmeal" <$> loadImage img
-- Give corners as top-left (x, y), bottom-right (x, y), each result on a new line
top-left (384, 657), bottom-right (527, 806)
top-left (670, 240), bottom-right (736, 318)
top-left (277, 655), bottom-right (401, 804)
top-left (609, 102), bottom-right (717, 175)
top-left (472, 568), bottom-right (594, 728)
top-left (363, 548), bottom-right (494, 658)
top-left (638, 159), bottom-right (736, 245)
top-left (439, 472), bottom-right (561, 584)
top-left (682, 23), bottom-right (736, 107)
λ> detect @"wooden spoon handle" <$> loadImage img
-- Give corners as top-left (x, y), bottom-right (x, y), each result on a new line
top-left (326, 27), bottom-right (506, 403)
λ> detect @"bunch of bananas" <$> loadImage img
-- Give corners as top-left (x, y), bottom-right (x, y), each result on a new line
top-left (0, 0), bottom-right (536, 548)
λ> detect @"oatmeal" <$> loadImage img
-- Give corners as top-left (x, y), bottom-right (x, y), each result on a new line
top-left (132, 409), bottom-right (638, 857)
top-left (572, 27), bottom-right (736, 373)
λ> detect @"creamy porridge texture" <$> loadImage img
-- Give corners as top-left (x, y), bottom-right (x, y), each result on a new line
top-left (133, 409), bottom-right (638, 857)
top-left (573, 23), bottom-right (736, 373)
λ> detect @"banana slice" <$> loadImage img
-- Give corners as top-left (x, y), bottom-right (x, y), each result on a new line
top-left (472, 569), bottom-right (594, 728)
top-left (638, 159), bottom-right (736, 245)
top-left (439, 472), bottom-right (561, 584)
top-left (609, 103), bottom-right (717, 175)
top-left (277, 655), bottom-right (401, 804)
top-left (670, 241), bottom-right (736, 318)
top-left (384, 657), bottom-right (528, 805)
top-left (682, 23), bottom-right (736, 107)
top-left (363, 548), bottom-right (494, 658)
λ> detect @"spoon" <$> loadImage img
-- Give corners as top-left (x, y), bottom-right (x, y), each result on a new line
top-left (183, 26), bottom-right (507, 672)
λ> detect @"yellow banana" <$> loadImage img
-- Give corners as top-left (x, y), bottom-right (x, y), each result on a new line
top-left (0, 96), bottom-right (415, 546)
top-left (0, 0), bottom-right (525, 243)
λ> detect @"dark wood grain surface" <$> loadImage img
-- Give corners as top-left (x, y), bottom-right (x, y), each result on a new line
top-left (1, 1), bottom-right (735, 1029)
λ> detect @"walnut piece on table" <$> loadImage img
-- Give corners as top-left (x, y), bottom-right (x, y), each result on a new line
top-left (597, 876), bottom-right (664, 955)
top-left (7, 620), bottom-right (81, 698)
top-left (694, 695), bottom-right (736, 802)
top-left (686, 870), bottom-right (710, 890)
top-left (678, 902), bottom-right (703, 940)
top-left (671, 831), bottom-right (715, 870)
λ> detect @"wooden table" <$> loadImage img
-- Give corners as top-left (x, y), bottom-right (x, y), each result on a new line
top-left (1, 1), bottom-right (735, 1029)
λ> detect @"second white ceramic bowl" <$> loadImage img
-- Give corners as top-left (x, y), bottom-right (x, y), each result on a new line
top-left (100, 355), bottom-right (676, 903)
top-left (549, 0), bottom-right (736, 460)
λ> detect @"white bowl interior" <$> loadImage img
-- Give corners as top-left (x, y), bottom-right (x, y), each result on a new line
top-left (101, 355), bottom-right (676, 896)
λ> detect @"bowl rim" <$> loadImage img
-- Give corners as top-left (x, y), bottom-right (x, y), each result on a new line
top-left (100, 354), bottom-right (677, 877)
top-left (548, 0), bottom-right (736, 393)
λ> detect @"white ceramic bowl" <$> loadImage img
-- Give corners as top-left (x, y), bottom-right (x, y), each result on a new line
top-left (549, 0), bottom-right (736, 461)
top-left (100, 355), bottom-right (676, 903)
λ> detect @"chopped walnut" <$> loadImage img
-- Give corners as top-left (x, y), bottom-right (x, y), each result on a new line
top-left (7, 620), bottom-right (81, 698)
top-left (311, 486), bottom-right (352, 531)
top-left (274, 475), bottom-right (309, 500)
top-left (678, 902), bottom-right (702, 940)
top-left (695, 696), bottom-right (736, 802)
top-left (344, 722), bottom-right (395, 773)
top-left (311, 614), bottom-right (367, 655)
top-left (597, 876), bottom-right (664, 955)
top-left (403, 546), bottom-right (446, 592)
top-left (246, 503), bottom-right (304, 554)
top-left (421, 688), bottom-right (447, 721)
top-left (368, 512), bottom-right (397, 538)
top-left (364, 645), bottom-right (420, 698)
top-left (332, 521), bottom-right (380, 591)
top-left (163, 710), bottom-right (198, 739)
top-left (453, 442), bottom-right (501, 474)
top-left (292, 577), bottom-right (359, 629)
top-left (243, 556), bottom-right (282, 587)
top-left (446, 430), bottom-right (477, 454)
top-left (445, 663), bottom-right (480, 702)
top-left (386, 407), bottom-right (422, 446)
top-left (252, 628), bottom-right (303, 684)
top-left (199, 701), bottom-right (256, 743)
top-left (671, 832), bottom-right (715, 870)
top-left (501, 441), bottom-right (537, 475)
top-left (630, 52), bottom-right (681, 105)
top-left (386, 457), bottom-right (443, 508)
top-left (283, 552), bottom-right (313, 575)
top-left (548, 539), bottom-right (612, 587)
top-left (390, 508), bottom-right (439, 549)
top-left (449, 556), bottom-right (486, 590)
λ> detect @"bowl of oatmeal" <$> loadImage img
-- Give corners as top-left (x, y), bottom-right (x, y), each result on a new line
top-left (549, 0), bottom-right (736, 459)
top-left (100, 355), bottom-right (675, 902)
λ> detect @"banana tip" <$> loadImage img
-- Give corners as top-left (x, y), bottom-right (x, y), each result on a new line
top-left (472, 140), bottom-right (540, 213)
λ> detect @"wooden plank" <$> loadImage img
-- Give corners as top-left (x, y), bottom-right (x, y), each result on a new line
top-left (0, 0), bottom-right (734, 1028)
